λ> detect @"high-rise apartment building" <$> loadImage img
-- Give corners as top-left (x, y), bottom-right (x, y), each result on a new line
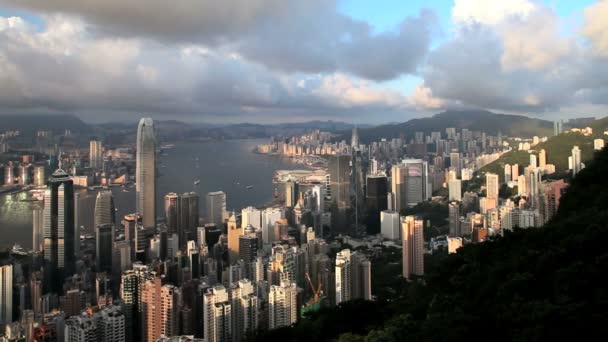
top-left (231, 279), bottom-right (259, 341)
top-left (261, 207), bottom-right (283, 244)
top-left (401, 216), bottom-right (424, 279)
top-left (241, 207), bottom-right (261, 231)
top-left (486, 173), bottom-right (499, 199)
top-left (136, 118), bottom-right (157, 229)
top-left (448, 179), bottom-right (462, 201)
top-left (571, 145), bottom-right (582, 176)
top-left (268, 281), bottom-right (297, 330)
top-left (380, 210), bottom-right (400, 240)
top-left (203, 285), bottom-right (232, 342)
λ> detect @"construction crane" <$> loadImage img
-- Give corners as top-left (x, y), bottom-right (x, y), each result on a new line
top-left (305, 272), bottom-right (323, 305)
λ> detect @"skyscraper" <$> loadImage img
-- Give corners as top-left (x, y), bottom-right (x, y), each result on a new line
top-left (203, 285), bottom-right (232, 342)
top-left (268, 281), bottom-right (297, 330)
top-left (448, 202), bottom-right (461, 237)
top-left (284, 180), bottom-right (299, 208)
top-left (351, 126), bottom-right (360, 148)
top-left (33, 203), bottom-right (44, 253)
top-left (136, 118), bottom-right (157, 229)
top-left (89, 140), bottom-right (103, 170)
top-left (401, 216), bottom-right (424, 279)
top-left (539, 149), bottom-right (547, 168)
top-left (448, 179), bottom-right (462, 201)
top-left (262, 207), bottom-right (283, 244)
top-left (402, 159), bottom-right (430, 208)
top-left (0, 265), bottom-right (12, 324)
top-left (206, 191), bottom-right (226, 227)
top-left (450, 151), bottom-right (461, 178)
top-left (96, 223), bottom-right (115, 273)
top-left (94, 190), bottom-right (115, 228)
top-left (391, 164), bottom-right (406, 211)
top-left (572, 145), bottom-right (582, 176)
top-left (164, 192), bottom-right (180, 236)
top-left (227, 212), bottom-right (242, 264)
top-left (232, 279), bottom-right (259, 341)
top-left (241, 207), bottom-right (261, 230)
top-left (335, 249), bottom-right (352, 304)
top-left (365, 174), bottom-right (388, 234)
top-left (43, 168), bottom-right (76, 291)
top-left (328, 154), bottom-right (352, 232)
top-left (380, 210), bottom-right (400, 240)
top-left (33, 165), bottom-right (46, 187)
top-left (179, 192), bottom-right (199, 248)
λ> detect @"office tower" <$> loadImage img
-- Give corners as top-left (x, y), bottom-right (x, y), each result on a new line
top-left (239, 231), bottom-right (258, 266)
top-left (113, 240), bottom-right (132, 274)
top-left (268, 281), bottom-right (298, 330)
top-left (554, 120), bottom-right (563, 136)
top-left (285, 180), bottom-right (299, 208)
top-left (328, 154), bottom-right (352, 232)
top-left (89, 140), bottom-right (103, 170)
top-left (335, 249), bottom-right (352, 304)
top-left (96, 224), bottom-right (115, 273)
top-left (401, 216), bottom-right (424, 279)
top-left (448, 202), bottom-right (461, 237)
top-left (197, 226), bottom-right (206, 247)
top-left (539, 149), bottom-right (547, 168)
top-left (448, 237), bottom-right (463, 254)
top-left (594, 139), bottom-right (605, 150)
top-left (262, 207), bottom-right (283, 244)
top-left (365, 174), bottom-right (388, 234)
top-left (179, 192), bottom-right (199, 248)
top-left (65, 315), bottom-right (96, 342)
top-left (43, 168), bottom-right (76, 291)
top-left (241, 207), bottom-right (261, 230)
top-left (448, 179), bottom-right (462, 201)
top-left (0, 265), bottom-right (12, 324)
top-left (33, 165), bottom-right (46, 187)
top-left (450, 152), bottom-right (461, 178)
top-left (136, 117), bottom-right (157, 229)
top-left (203, 285), bottom-right (232, 342)
top-left (311, 185), bottom-right (325, 213)
top-left (96, 305), bottom-right (126, 342)
top-left (94, 190), bottom-right (115, 228)
top-left (232, 279), bottom-right (259, 341)
top-left (122, 213), bottom-right (140, 243)
top-left (401, 159), bottom-right (430, 207)
top-left (164, 192), bottom-right (180, 236)
top-left (351, 126), bottom-right (360, 148)
top-left (571, 145), bottom-right (582, 176)
top-left (19, 164), bottom-right (31, 185)
top-left (206, 191), bottom-right (226, 227)
top-left (227, 213), bottom-right (242, 264)
top-left (351, 252), bottom-right (372, 301)
top-left (391, 164), bottom-right (406, 211)
top-left (380, 210), bottom-right (400, 240)
top-left (33, 204), bottom-right (44, 253)
top-left (486, 173), bottom-right (499, 199)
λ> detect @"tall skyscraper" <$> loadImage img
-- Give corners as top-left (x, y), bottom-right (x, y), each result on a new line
top-left (164, 192), bottom-right (180, 236)
top-left (136, 118), bottom-right (157, 229)
top-left (94, 190), bottom-right (115, 228)
top-left (33, 203), bottom-right (44, 253)
top-left (450, 151), bottom-right (461, 178)
top-left (391, 164), bottom-right (406, 211)
top-left (284, 180), bottom-right (299, 208)
top-left (179, 192), bottom-right (199, 248)
top-left (571, 145), bottom-right (582, 176)
top-left (486, 173), bottom-right (499, 200)
top-left (402, 159), bottom-right (430, 207)
top-left (262, 207), bottom-right (283, 244)
top-left (206, 191), bottom-right (226, 227)
top-left (96, 305), bottom-right (126, 342)
top-left (351, 126), bottom-right (360, 148)
top-left (448, 202), bottom-right (461, 237)
top-left (401, 216), bottom-right (424, 279)
top-left (89, 140), bottom-right (103, 170)
top-left (33, 165), bottom-right (46, 187)
top-left (0, 265), bottom-right (12, 324)
top-left (365, 174), bottom-right (388, 235)
top-left (43, 168), bottom-right (76, 291)
top-left (539, 149), bottom-right (547, 168)
top-left (96, 223), bottom-right (115, 273)
top-left (268, 281), bottom-right (298, 330)
top-left (232, 279), bottom-right (259, 341)
top-left (328, 154), bottom-right (352, 232)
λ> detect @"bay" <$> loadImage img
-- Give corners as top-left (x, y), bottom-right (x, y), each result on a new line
top-left (0, 139), bottom-right (303, 249)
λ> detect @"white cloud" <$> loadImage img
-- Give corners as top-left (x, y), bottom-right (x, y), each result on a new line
top-left (409, 84), bottom-right (445, 110)
top-left (582, 0), bottom-right (608, 57)
top-left (452, 0), bottom-right (536, 25)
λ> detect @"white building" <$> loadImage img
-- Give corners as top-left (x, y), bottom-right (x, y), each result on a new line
top-left (380, 210), bottom-right (400, 240)
top-left (448, 179), bottom-right (462, 202)
top-left (203, 285), bottom-right (232, 342)
top-left (268, 281), bottom-right (297, 330)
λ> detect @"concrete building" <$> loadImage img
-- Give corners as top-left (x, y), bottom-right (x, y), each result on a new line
top-left (89, 140), bottom-right (103, 170)
top-left (94, 190), bottom-right (115, 228)
top-left (0, 265), bottom-right (12, 324)
top-left (380, 210), bottom-right (400, 240)
top-left (268, 281), bottom-right (297, 330)
top-left (136, 118), bottom-right (157, 229)
top-left (206, 191), bottom-right (226, 227)
top-left (401, 216), bottom-right (424, 279)
top-left (448, 179), bottom-right (462, 201)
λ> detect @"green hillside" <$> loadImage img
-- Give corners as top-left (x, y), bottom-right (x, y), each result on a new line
top-left (251, 138), bottom-right (608, 342)
top-left (341, 110), bottom-right (553, 143)
top-left (479, 118), bottom-right (607, 181)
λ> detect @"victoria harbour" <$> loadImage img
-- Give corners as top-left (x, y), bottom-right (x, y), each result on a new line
top-left (0, 139), bottom-right (303, 249)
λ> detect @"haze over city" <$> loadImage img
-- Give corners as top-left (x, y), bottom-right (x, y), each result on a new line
top-left (1, 1), bottom-right (608, 342)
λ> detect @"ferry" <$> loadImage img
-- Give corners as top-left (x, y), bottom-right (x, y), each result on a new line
top-left (246, 185), bottom-right (254, 189)
top-left (11, 244), bottom-right (29, 256)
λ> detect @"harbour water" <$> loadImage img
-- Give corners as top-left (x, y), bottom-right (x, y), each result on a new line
top-left (0, 139), bottom-right (304, 249)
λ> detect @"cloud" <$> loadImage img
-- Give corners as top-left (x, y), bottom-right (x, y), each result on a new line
top-left (1, 0), bottom-right (435, 82)
top-left (582, 0), bottom-right (608, 57)
top-left (409, 84), bottom-right (445, 110)
top-left (452, 0), bottom-right (535, 25)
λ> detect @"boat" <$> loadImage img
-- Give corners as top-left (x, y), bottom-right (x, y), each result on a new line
top-left (194, 180), bottom-right (201, 185)
top-left (246, 185), bottom-right (253, 189)
top-left (11, 244), bottom-right (29, 256)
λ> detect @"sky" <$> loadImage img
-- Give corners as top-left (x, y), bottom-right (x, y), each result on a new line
top-left (0, 0), bottom-right (607, 124)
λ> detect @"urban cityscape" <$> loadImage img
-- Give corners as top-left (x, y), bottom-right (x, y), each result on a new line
top-left (1, 1), bottom-right (608, 341)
